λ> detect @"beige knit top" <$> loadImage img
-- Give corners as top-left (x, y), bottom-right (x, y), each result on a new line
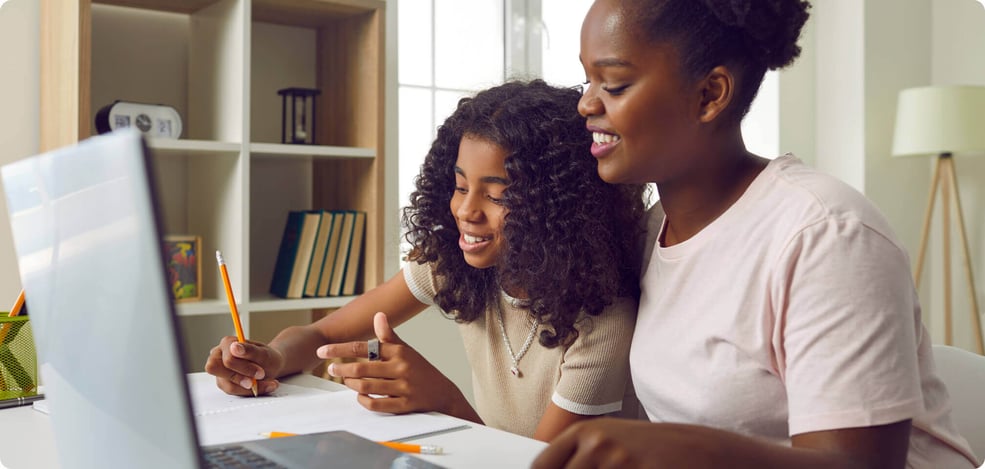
top-left (404, 260), bottom-right (637, 438)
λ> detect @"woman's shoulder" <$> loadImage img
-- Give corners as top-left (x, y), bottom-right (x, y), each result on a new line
top-left (764, 155), bottom-right (901, 239)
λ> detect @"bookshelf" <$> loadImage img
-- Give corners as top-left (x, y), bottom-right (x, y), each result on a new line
top-left (40, 0), bottom-right (393, 371)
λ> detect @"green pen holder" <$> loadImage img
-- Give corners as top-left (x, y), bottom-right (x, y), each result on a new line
top-left (0, 315), bottom-right (38, 399)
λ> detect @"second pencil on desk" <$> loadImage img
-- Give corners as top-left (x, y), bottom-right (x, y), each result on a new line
top-left (216, 250), bottom-right (258, 397)
top-left (379, 441), bottom-right (444, 455)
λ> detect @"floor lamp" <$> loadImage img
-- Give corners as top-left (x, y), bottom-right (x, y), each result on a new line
top-left (892, 85), bottom-right (985, 355)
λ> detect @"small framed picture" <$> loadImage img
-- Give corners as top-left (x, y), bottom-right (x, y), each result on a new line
top-left (163, 235), bottom-right (202, 302)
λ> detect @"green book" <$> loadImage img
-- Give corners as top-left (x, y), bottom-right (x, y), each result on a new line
top-left (340, 211), bottom-right (367, 296)
top-left (303, 210), bottom-right (335, 297)
top-left (327, 211), bottom-right (357, 296)
top-left (269, 211), bottom-right (321, 299)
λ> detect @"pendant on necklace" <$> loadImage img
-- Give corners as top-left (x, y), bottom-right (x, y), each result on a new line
top-left (510, 366), bottom-right (521, 377)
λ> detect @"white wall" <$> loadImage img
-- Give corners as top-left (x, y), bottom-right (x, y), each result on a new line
top-left (813, 0), bottom-right (867, 190)
top-left (795, 0), bottom-right (985, 352)
top-left (927, 0), bottom-right (985, 350)
top-left (0, 0), bottom-right (39, 307)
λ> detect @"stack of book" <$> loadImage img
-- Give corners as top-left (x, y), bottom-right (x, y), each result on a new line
top-left (270, 210), bottom-right (367, 299)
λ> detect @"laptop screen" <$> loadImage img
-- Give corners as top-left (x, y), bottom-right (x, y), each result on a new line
top-left (2, 130), bottom-right (202, 468)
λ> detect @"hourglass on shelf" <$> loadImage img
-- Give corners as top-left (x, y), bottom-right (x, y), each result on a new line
top-left (278, 87), bottom-right (321, 145)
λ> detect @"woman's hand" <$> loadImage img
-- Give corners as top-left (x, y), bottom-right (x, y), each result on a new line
top-left (532, 418), bottom-right (701, 468)
top-left (204, 337), bottom-right (286, 396)
top-left (317, 312), bottom-right (480, 422)
top-left (532, 417), bottom-right (909, 469)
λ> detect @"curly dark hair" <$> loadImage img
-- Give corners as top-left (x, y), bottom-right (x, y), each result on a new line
top-left (626, 0), bottom-right (811, 120)
top-left (402, 79), bottom-right (648, 348)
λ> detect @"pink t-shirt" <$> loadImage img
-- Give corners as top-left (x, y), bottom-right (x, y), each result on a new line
top-left (632, 155), bottom-right (979, 467)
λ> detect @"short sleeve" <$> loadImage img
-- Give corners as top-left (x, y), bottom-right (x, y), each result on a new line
top-left (402, 260), bottom-right (437, 306)
top-left (774, 216), bottom-right (925, 435)
top-left (552, 297), bottom-right (637, 415)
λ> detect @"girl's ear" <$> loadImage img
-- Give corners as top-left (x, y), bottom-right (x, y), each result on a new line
top-left (697, 66), bottom-right (734, 124)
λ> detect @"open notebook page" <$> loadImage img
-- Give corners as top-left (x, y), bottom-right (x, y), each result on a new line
top-left (186, 373), bottom-right (465, 446)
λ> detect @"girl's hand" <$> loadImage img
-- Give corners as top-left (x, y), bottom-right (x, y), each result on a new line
top-left (204, 337), bottom-right (284, 396)
top-left (317, 312), bottom-right (474, 420)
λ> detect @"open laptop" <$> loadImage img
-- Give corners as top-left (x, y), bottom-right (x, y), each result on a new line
top-left (1, 129), bottom-right (439, 469)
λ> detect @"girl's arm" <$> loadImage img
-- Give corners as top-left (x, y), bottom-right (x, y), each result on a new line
top-left (205, 269), bottom-right (428, 395)
top-left (532, 403), bottom-right (596, 442)
top-left (317, 312), bottom-right (482, 424)
top-left (271, 269), bottom-right (429, 375)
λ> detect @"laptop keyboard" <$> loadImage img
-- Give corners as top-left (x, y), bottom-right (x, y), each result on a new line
top-left (203, 445), bottom-right (287, 469)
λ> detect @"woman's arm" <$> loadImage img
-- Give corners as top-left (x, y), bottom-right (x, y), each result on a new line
top-left (204, 269), bottom-right (428, 395)
top-left (532, 418), bottom-right (912, 469)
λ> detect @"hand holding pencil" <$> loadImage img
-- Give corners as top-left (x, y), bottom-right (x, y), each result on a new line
top-left (216, 251), bottom-right (258, 397)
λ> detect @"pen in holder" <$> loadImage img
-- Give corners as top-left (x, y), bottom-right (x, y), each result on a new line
top-left (0, 316), bottom-right (38, 398)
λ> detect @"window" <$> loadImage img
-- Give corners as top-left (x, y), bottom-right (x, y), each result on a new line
top-left (397, 0), bottom-right (505, 237)
top-left (540, 0), bottom-right (594, 86)
top-left (397, 1), bottom-right (780, 248)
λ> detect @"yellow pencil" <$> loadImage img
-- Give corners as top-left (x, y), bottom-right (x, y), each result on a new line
top-left (379, 441), bottom-right (444, 455)
top-left (216, 251), bottom-right (257, 397)
top-left (9, 289), bottom-right (25, 317)
top-left (0, 289), bottom-right (26, 346)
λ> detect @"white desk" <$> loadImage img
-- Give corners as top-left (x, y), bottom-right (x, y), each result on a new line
top-left (0, 374), bottom-right (546, 469)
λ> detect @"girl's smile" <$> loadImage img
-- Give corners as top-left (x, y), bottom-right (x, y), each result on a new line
top-left (450, 135), bottom-right (509, 269)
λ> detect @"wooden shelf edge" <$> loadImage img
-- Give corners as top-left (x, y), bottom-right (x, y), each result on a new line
top-left (176, 296), bottom-right (356, 316)
top-left (93, 0), bottom-right (221, 15)
top-left (148, 138), bottom-right (241, 154)
top-left (175, 299), bottom-right (232, 316)
top-left (253, 0), bottom-right (384, 29)
top-left (249, 142), bottom-right (374, 159)
top-left (248, 296), bottom-right (355, 312)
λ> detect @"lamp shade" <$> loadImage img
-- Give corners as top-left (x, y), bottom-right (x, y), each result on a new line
top-left (892, 85), bottom-right (985, 157)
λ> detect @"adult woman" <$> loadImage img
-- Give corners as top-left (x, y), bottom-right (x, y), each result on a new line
top-left (534, 1), bottom-right (980, 467)
top-left (205, 79), bottom-right (647, 441)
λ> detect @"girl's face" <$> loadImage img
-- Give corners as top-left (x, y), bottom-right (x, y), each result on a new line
top-left (450, 135), bottom-right (509, 269)
top-left (578, 0), bottom-right (703, 185)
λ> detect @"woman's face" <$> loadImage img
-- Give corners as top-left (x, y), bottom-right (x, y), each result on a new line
top-left (579, 0), bottom-right (703, 185)
top-left (449, 135), bottom-right (509, 269)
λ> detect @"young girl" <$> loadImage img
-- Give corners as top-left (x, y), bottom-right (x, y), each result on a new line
top-left (205, 79), bottom-right (648, 442)
top-left (534, 0), bottom-right (980, 467)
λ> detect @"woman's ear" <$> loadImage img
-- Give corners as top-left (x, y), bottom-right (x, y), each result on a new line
top-left (697, 66), bottom-right (734, 124)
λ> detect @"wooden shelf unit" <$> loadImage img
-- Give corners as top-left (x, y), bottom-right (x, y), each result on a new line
top-left (41, 0), bottom-right (390, 369)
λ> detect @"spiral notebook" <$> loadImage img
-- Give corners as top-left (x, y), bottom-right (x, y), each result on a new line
top-left (2, 130), bottom-right (442, 469)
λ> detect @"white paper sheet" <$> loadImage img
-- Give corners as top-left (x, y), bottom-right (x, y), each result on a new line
top-left (187, 373), bottom-right (463, 446)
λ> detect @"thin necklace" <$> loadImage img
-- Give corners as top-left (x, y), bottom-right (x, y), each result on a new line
top-left (495, 293), bottom-right (539, 378)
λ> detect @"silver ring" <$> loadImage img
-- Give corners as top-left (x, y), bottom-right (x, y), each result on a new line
top-left (367, 338), bottom-right (380, 361)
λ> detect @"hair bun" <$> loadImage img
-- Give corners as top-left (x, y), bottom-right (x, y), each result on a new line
top-left (701, 0), bottom-right (811, 70)
top-left (712, 0), bottom-right (752, 27)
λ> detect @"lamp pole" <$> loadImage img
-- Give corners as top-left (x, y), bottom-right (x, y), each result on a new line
top-left (913, 152), bottom-right (984, 354)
